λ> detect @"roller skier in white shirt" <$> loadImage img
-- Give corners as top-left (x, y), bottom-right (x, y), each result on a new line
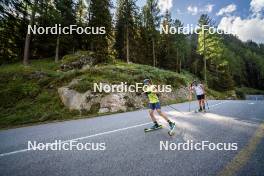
top-left (189, 81), bottom-right (206, 112)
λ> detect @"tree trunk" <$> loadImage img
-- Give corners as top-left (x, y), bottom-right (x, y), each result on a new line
top-left (203, 32), bottom-right (207, 85)
top-left (23, 0), bottom-right (38, 65)
top-left (179, 55), bottom-right (182, 73)
top-left (195, 61), bottom-right (197, 74)
top-left (176, 48), bottom-right (179, 72)
top-left (152, 38), bottom-right (156, 67)
top-left (55, 35), bottom-right (60, 63)
top-left (126, 26), bottom-right (129, 63)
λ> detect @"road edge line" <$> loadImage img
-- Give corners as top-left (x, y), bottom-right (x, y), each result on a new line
top-left (218, 122), bottom-right (264, 176)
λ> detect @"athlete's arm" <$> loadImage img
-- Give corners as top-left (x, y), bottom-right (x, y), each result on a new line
top-left (152, 85), bottom-right (161, 97)
top-left (189, 84), bottom-right (194, 94)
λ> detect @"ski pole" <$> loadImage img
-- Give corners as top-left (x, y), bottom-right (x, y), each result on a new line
top-left (204, 94), bottom-right (209, 110)
top-left (188, 85), bottom-right (193, 112)
top-left (206, 100), bottom-right (209, 109)
top-left (167, 105), bottom-right (185, 114)
top-left (188, 100), bottom-right (191, 112)
top-left (188, 90), bottom-right (192, 112)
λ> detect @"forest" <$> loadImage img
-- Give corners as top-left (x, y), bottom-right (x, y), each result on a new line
top-left (1, 0), bottom-right (264, 91)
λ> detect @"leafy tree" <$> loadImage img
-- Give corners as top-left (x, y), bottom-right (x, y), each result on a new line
top-left (197, 14), bottom-right (234, 90)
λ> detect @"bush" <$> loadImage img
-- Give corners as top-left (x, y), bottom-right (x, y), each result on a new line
top-left (236, 87), bottom-right (264, 99)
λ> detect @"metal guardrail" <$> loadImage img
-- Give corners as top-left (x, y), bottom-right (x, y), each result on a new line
top-left (245, 95), bottom-right (264, 100)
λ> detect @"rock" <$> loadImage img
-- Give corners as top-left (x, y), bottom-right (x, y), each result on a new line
top-left (160, 86), bottom-right (190, 102)
top-left (58, 84), bottom-right (130, 113)
top-left (175, 86), bottom-right (190, 99)
top-left (58, 81), bottom-right (192, 114)
top-left (100, 93), bottom-right (127, 113)
top-left (28, 71), bottom-right (47, 79)
top-left (81, 64), bottom-right (91, 71)
top-left (58, 88), bottom-right (101, 111)
top-left (58, 87), bottom-right (86, 110)
top-left (60, 55), bottom-right (95, 71)
top-left (68, 78), bottom-right (81, 87)
top-left (124, 92), bottom-right (144, 109)
top-left (98, 108), bottom-right (109, 113)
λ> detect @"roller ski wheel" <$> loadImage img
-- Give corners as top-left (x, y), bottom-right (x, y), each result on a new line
top-left (144, 124), bottom-right (162, 132)
top-left (168, 122), bottom-right (176, 136)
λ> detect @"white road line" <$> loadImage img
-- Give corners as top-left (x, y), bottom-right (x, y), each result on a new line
top-left (208, 101), bottom-right (227, 108)
top-left (0, 101), bottom-right (228, 158)
top-left (177, 101), bottom-right (227, 113)
top-left (0, 122), bottom-right (151, 157)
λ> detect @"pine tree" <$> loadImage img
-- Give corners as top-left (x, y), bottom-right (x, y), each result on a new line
top-left (172, 19), bottom-right (187, 73)
top-left (115, 0), bottom-right (138, 63)
top-left (159, 10), bottom-right (177, 70)
top-left (142, 0), bottom-right (161, 67)
top-left (23, 0), bottom-right (39, 65)
top-left (0, 0), bottom-right (29, 64)
top-left (89, 0), bottom-right (112, 63)
top-left (54, 0), bottom-right (76, 57)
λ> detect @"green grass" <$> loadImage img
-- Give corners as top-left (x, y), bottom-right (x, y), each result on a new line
top-left (70, 61), bottom-right (192, 93)
top-left (0, 59), bottom-right (83, 129)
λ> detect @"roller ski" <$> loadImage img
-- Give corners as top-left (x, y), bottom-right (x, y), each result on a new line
top-left (144, 124), bottom-right (162, 132)
top-left (168, 122), bottom-right (176, 136)
top-left (195, 107), bottom-right (206, 113)
top-left (195, 106), bottom-right (206, 113)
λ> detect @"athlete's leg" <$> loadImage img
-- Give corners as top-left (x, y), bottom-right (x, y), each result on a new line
top-left (149, 109), bottom-right (157, 122)
top-left (201, 99), bottom-right (205, 110)
top-left (154, 102), bottom-right (170, 121)
top-left (198, 99), bottom-right (202, 111)
top-left (157, 109), bottom-right (169, 121)
top-left (201, 94), bottom-right (206, 110)
top-left (157, 109), bottom-right (175, 129)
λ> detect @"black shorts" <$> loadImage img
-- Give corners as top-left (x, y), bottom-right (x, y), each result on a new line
top-left (197, 94), bottom-right (205, 100)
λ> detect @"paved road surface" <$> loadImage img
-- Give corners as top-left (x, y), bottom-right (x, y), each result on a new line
top-left (0, 100), bottom-right (264, 176)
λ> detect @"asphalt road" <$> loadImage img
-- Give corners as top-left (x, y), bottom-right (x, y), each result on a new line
top-left (0, 100), bottom-right (264, 176)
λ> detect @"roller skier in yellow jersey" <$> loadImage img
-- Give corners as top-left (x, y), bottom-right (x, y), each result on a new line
top-left (143, 79), bottom-right (176, 134)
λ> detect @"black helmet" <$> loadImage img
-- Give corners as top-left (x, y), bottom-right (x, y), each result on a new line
top-left (192, 80), bottom-right (198, 86)
top-left (143, 79), bottom-right (150, 85)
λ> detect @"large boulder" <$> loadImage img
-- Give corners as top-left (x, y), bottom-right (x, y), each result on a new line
top-left (160, 86), bottom-right (189, 102)
top-left (60, 53), bottom-right (95, 71)
top-left (99, 93), bottom-right (127, 113)
top-left (98, 92), bottom-right (145, 113)
top-left (58, 80), bottom-right (190, 114)
top-left (58, 81), bottom-right (145, 113)
top-left (28, 71), bottom-right (48, 79)
top-left (58, 88), bottom-right (93, 111)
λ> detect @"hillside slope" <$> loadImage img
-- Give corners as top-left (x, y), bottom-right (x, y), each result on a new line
top-left (0, 56), bottom-right (231, 129)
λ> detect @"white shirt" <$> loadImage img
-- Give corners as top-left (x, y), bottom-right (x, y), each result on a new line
top-left (192, 84), bottom-right (204, 95)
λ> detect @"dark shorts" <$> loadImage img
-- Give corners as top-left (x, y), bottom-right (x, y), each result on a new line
top-left (197, 94), bottom-right (205, 100)
top-left (149, 102), bottom-right (161, 110)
